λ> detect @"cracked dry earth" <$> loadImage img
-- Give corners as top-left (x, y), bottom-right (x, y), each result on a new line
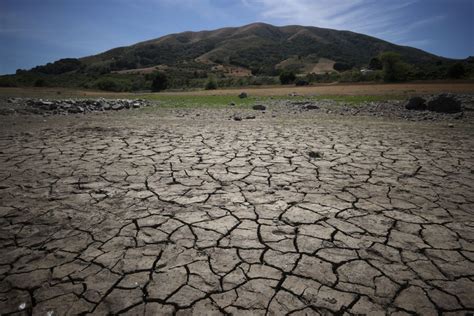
top-left (0, 112), bottom-right (473, 315)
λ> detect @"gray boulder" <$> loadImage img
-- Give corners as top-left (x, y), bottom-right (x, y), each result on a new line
top-left (427, 94), bottom-right (461, 113)
top-left (238, 92), bottom-right (248, 99)
top-left (112, 104), bottom-right (124, 111)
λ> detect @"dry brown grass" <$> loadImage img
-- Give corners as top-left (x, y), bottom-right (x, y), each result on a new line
top-left (1, 82), bottom-right (473, 99)
top-left (159, 82), bottom-right (474, 96)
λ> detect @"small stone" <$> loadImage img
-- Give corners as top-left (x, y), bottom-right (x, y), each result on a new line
top-left (238, 92), bottom-right (248, 99)
top-left (252, 104), bottom-right (266, 111)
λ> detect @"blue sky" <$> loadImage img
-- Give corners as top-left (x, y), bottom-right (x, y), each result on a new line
top-left (1, 0), bottom-right (473, 74)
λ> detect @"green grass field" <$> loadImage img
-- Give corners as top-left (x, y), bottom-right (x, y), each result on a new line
top-left (139, 94), bottom-right (404, 108)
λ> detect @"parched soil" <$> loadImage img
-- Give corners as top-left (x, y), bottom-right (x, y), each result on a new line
top-left (0, 106), bottom-right (473, 315)
top-left (1, 81), bottom-right (474, 98)
top-left (163, 82), bottom-right (474, 97)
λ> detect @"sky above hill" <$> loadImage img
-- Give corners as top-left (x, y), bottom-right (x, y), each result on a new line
top-left (1, 0), bottom-right (473, 74)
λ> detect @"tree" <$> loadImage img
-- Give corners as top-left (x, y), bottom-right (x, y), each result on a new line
top-left (204, 77), bottom-right (218, 90)
top-left (368, 57), bottom-right (383, 70)
top-left (447, 63), bottom-right (466, 79)
top-left (151, 72), bottom-right (168, 91)
top-left (379, 52), bottom-right (409, 82)
top-left (279, 71), bottom-right (296, 85)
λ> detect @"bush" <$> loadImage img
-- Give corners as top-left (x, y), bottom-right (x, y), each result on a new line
top-left (295, 79), bottom-right (309, 86)
top-left (0, 76), bottom-right (17, 87)
top-left (447, 63), bottom-right (466, 79)
top-left (94, 76), bottom-right (140, 92)
top-left (279, 71), bottom-right (296, 85)
top-left (333, 62), bottom-right (352, 72)
top-left (151, 72), bottom-right (168, 91)
top-left (96, 78), bottom-right (124, 92)
top-left (205, 77), bottom-right (218, 90)
top-left (34, 79), bottom-right (46, 87)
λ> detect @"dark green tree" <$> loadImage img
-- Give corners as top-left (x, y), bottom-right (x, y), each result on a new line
top-left (279, 71), bottom-right (296, 85)
top-left (379, 52), bottom-right (409, 82)
top-left (151, 72), bottom-right (168, 91)
top-left (368, 57), bottom-right (383, 70)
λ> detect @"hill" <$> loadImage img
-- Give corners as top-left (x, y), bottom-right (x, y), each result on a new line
top-left (80, 22), bottom-right (444, 74)
top-left (2, 23), bottom-right (471, 91)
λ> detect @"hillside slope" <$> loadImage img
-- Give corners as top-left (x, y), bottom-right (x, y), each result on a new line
top-left (78, 22), bottom-right (444, 75)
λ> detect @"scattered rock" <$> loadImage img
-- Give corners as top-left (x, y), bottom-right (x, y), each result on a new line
top-left (112, 104), bottom-right (124, 111)
top-left (245, 115), bottom-right (256, 119)
top-left (427, 94), bottom-right (462, 113)
top-left (238, 92), bottom-right (248, 99)
top-left (233, 115), bottom-right (242, 121)
top-left (405, 97), bottom-right (426, 111)
top-left (252, 104), bottom-right (266, 111)
top-left (304, 104), bottom-right (319, 110)
top-left (229, 102), bottom-right (236, 106)
top-left (0, 98), bottom-right (150, 116)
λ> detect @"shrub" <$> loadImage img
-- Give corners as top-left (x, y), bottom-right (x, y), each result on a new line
top-left (447, 63), bottom-right (466, 79)
top-left (151, 72), bottom-right (168, 91)
top-left (96, 78), bottom-right (123, 91)
top-left (279, 71), bottom-right (296, 85)
top-left (295, 79), bottom-right (309, 86)
top-left (0, 76), bottom-right (17, 87)
top-left (333, 62), bottom-right (352, 72)
top-left (34, 78), bottom-right (46, 87)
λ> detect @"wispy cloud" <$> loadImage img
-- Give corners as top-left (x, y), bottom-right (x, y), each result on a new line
top-left (240, 0), bottom-right (441, 45)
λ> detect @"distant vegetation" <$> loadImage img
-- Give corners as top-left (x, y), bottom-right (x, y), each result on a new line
top-left (151, 72), bottom-right (168, 92)
top-left (1, 23), bottom-right (473, 91)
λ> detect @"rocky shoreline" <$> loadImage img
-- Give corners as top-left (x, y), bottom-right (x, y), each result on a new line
top-left (1, 94), bottom-right (473, 122)
top-left (0, 98), bottom-right (150, 115)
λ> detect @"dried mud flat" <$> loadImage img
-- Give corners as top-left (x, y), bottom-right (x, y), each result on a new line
top-left (0, 108), bottom-right (473, 315)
